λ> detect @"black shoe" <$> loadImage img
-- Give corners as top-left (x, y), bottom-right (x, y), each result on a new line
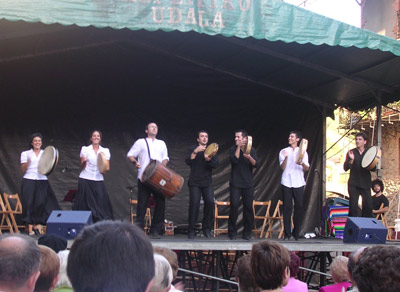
top-left (242, 235), bottom-right (250, 240)
top-left (284, 236), bottom-right (295, 241)
top-left (229, 234), bottom-right (237, 240)
top-left (148, 231), bottom-right (160, 239)
top-left (203, 230), bottom-right (211, 238)
top-left (188, 233), bottom-right (195, 239)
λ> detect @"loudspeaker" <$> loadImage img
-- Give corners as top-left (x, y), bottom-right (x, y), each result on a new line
top-left (343, 217), bottom-right (387, 244)
top-left (46, 211), bottom-right (93, 240)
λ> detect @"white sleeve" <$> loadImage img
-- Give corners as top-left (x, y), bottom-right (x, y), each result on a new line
top-left (127, 140), bottom-right (141, 158)
top-left (20, 151), bottom-right (28, 164)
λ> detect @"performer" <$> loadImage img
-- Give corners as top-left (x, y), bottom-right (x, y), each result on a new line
top-left (343, 132), bottom-right (373, 217)
top-left (185, 130), bottom-right (219, 239)
top-left (73, 130), bottom-right (114, 222)
top-left (371, 179), bottom-right (389, 215)
top-left (20, 133), bottom-right (61, 235)
top-left (279, 130), bottom-right (309, 240)
top-left (228, 130), bottom-right (258, 240)
top-left (127, 122), bottom-right (169, 238)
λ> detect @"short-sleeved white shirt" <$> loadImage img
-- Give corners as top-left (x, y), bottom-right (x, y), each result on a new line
top-left (20, 149), bottom-right (48, 180)
top-left (279, 146), bottom-right (309, 188)
top-left (79, 145), bottom-right (110, 181)
top-left (127, 138), bottom-right (169, 181)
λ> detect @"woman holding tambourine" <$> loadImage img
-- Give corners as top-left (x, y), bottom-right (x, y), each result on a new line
top-left (73, 130), bottom-right (114, 222)
top-left (20, 132), bottom-right (61, 235)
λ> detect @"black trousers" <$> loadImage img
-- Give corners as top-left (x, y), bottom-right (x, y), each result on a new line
top-left (188, 185), bottom-right (214, 234)
top-left (136, 179), bottom-right (165, 234)
top-left (348, 186), bottom-right (373, 217)
top-left (282, 185), bottom-right (304, 238)
top-left (228, 185), bottom-right (254, 237)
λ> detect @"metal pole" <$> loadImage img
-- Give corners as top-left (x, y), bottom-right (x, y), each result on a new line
top-left (376, 91), bottom-right (382, 179)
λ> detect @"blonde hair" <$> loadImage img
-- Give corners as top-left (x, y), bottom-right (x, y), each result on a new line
top-left (330, 256), bottom-right (350, 283)
top-left (35, 245), bottom-right (60, 292)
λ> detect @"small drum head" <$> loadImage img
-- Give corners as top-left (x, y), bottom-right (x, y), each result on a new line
top-left (97, 152), bottom-right (108, 173)
top-left (205, 143), bottom-right (219, 158)
top-left (361, 146), bottom-right (381, 170)
top-left (38, 146), bottom-right (58, 175)
top-left (296, 138), bottom-right (308, 164)
top-left (244, 136), bottom-right (252, 155)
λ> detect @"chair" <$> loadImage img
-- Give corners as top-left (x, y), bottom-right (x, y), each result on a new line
top-left (3, 193), bottom-right (23, 233)
top-left (375, 203), bottom-right (390, 239)
top-left (130, 199), bottom-right (151, 232)
top-left (214, 201), bottom-right (230, 237)
top-left (265, 200), bottom-right (284, 239)
top-left (252, 200), bottom-right (271, 238)
top-left (0, 195), bottom-right (13, 233)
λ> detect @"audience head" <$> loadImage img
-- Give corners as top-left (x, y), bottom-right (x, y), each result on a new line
top-left (0, 234), bottom-right (41, 292)
top-left (352, 246), bottom-right (400, 292)
top-left (67, 220), bottom-right (155, 292)
top-left (153, 247), bottom-right (179, 281)
top-left (330, 256), bottom-right (350, 284)
top-left (34, 245), bottom-right (60, 292)
top-left (347, 247), bottom-right (365, 285)
top-left (288, 251), bottom-right (300, 278)
top-left (149, 254), bottom-right (173, 292)
top-left (251, 241), bottom-right (290, 291)
top-left (56, 250), bottom-right (72, 288)
top-left (38, 234), bottom-right (67, 254)
top-left (236, 254), bottom-right (260, 292)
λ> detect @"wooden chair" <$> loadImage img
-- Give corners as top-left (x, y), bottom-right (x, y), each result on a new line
top-left (3, 193), bottom-right (23, 233)
top-left (265, 200), bottom-right (284, 239)
top-left (0, 195), bottom-right (13, 233)
top-left (214, 201), bottom-right (230, 237)
top-left (130, 199), bottom-right (151, 232)
top-left (375, 203), bottom-right (390, 240)
top-left (252, 200), bottom-right (271, 238)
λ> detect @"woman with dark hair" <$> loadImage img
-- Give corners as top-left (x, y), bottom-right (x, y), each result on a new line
top-left (283, 251), bottom-right (307, 292)
top-left (20, 133), bottom-right (61, 235)
top-left (73, 130), bottom-right (113, 222)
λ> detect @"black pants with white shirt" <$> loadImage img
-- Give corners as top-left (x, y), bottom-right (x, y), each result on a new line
top-left (282, 184), bottom-right (304, 238)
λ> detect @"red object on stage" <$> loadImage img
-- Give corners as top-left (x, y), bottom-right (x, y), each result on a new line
top-left (63, 190), bottom-right (77, 202)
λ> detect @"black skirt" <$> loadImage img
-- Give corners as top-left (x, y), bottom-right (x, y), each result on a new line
top-left (21, 178), bottom-right (61, 225)
top-left (73, 178), bottom-right (114, 222)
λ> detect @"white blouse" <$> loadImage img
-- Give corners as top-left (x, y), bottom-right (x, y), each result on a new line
top-left (79, 145), bottom-right (110, 181)
top-left (279, 146), bottom-right (309, 188)
top-left (20, 149), bottom-right (48, 180)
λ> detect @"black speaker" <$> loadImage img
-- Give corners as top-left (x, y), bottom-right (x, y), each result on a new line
top-left (46, 211), bottom-right (93, 240)
top-left (343, 217), bottom-right (387, 244)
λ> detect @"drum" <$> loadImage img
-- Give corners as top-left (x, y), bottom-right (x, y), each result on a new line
top-left (296, 138), bottom-right (308, 164)
top-left (142, 160), bottom-right (184, 199)
top-left (38, 146), bottom-right (59, 175)
top-left (361, 146), bottom-right (381, 170)
top-left (244, 136), bottom-right (252, 155)
top-left (97, 152), bottom-right (108, 173)
top-left (205, 143), bottom-right (219, 158)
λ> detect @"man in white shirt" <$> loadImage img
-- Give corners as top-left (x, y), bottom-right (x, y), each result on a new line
top-left (127, 122), bottom-right (169, 238)
top-left (279, 131), bottom-right (309, 240)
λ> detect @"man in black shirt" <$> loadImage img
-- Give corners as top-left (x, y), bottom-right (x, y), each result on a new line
top-left (371, 179), bottom-right (389, 215)
top-left (343, 132), bottom-right (373, 217)
top-left (228, 130), bottom-right (258, 240)
top-left (185, 130), bottom-right (219, 239)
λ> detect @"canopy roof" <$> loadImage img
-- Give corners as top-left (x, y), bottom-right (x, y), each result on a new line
top-left (1, 0), bottom-right (400, 112)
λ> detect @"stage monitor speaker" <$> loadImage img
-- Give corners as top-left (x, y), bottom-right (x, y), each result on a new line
top-left (46, 211), bottom-right (93, 240)
top-left (343, 217), bottom-right (387, 244)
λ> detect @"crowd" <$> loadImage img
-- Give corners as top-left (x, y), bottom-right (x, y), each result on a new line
top-left (0, 220), bottom-right (399, 292)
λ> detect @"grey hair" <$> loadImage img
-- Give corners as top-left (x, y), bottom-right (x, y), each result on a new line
top-left (149, 254), bottom-right (173, 292)
top-left (330, 256), bottom-right (350, 283)
top-left (56, 250), bottom-right (72, 288)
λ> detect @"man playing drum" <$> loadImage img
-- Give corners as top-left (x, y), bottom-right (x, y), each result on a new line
top-left (127, 122), bottom-right (169, 238)
top-left (228, 130), bottom-right (258, 240)
top-left (343, 132), bottom-right (373, 217)
top-left (185, 130), bottom-right (219, 239)
top-left (279, 130), bottom-right (309, 241)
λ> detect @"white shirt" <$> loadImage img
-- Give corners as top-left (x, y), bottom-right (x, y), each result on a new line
top-left (20, 149), bottom-right (48, 180)
top-left (127, 138), bottom-right (169, 181)
top-left (79, 145), bottom-right (110, 181)
top-left (279, 146), bottom-right (309, 188)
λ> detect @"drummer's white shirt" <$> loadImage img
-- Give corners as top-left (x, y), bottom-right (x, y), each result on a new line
top-left (20, 149), bottom-right (48, 180)
top-left (79, 145), bottom-right (110, 181)
top-left (279, 146), bottom-right (309, 188)
top-left (127, 138), bottom-right (169, 181)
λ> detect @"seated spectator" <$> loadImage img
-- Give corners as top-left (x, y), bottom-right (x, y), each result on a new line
top-left (346, 247), bottom-right (365, 292)
top-left (236, 254), bottom-right (261, 292)
top-left (149, 254), bottom-right (173, 292)
top-left (371, 179), bottom-right (389, 215)
top-left (319, 256), bottom-right (351, 292)
top-left (35, 245), bottom-right (60, 292)
top-left (0, 234), bottom-right (41, 292)
top-left (38, 234), bottom-right (67, 253)
top-left (352, 245), bottom-right (400, 292)
top-left (67, 220), bottom-right (155, 292)
top-left (153, 246), bottom-right (183, 292)
top-left (54, 250), bottom-right (72, 292)
top-left (283, 251), bottom-right (307, 292)
top-left (251, 240), bottom-right (290, 292)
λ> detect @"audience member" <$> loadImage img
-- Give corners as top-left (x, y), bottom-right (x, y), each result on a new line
top-left (319, 256), bottom-right (351, 292)
top-left (149, 254), bottom-right (173, 292)
top-left (0, 234), bottom-right (41, 292)
top-left (283, 251), bottom-right (307, 292)
top-left (153, 246), bottom-right (183, 292)
top-left (38, 234), bottom-right (67, 253)
top-left (352, 245), bottom-right (400, 292)
top-left (251, 240), bottom-right (290, 292)
top-left (34, 245), bottom-right (60, 292)
top-left (236, 254), bottom-right (261, 292)
top-left (54, 250), bottom-right (72, 292)
top-left (67, 220), bottom-right (155, 292)
top-left (346, 247), bottom-right (365, 292)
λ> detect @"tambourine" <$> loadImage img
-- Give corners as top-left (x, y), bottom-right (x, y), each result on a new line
top-left (244, 136), bottom-right (252, 155)
top-left (205, 143), bottom-right (219, 158)
top-left (38, 146), bottom-right (59, 175)
top-left (361, 146), bottom-right (381, 171)
top-left (296, 138), bottom-right (308, 164)
top-left (97, 152), bottom-right (108, 173)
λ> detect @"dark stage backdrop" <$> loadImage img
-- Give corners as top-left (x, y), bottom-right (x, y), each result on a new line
top-left (0, 91), bottom-right (323, 235)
